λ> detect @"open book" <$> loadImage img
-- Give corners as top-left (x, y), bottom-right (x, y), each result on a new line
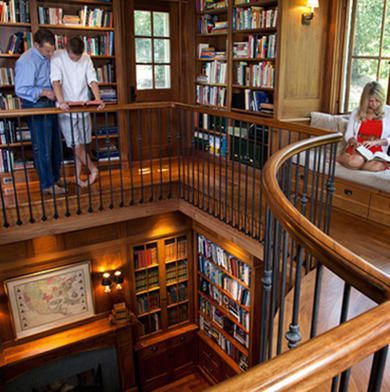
top-left (67, 100), bottom-right (103, 107)
top-left (356, 145), bottom-right (390, 163)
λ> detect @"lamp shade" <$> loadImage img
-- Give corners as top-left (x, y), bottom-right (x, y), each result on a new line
top-left (307, 0), bottom-right (319, 7)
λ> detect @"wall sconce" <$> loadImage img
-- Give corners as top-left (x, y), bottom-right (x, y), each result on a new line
top-left (101, 270), bottom-right (124, 292)
top-left (102, 272), bottom-right (112, 293)
top-left (113, 270), bottom-right (124, 290)
top-left (302, 0), bottom-right (319, 25)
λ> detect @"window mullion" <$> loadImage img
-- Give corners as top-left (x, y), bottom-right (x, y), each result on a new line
top-left (376, 0), bottom-right (387, 80)
top-left (151, 13), bottom-right (155, 89)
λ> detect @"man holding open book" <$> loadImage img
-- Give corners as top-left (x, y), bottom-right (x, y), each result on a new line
top-left (50, 36), bottom-right (104, 187)
top-left (337, 81), bottom-right (390, 172)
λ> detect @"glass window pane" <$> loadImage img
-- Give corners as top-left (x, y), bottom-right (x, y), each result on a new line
top-left (154, 65), bottom-right (171, 88)
top-left (348, 58), bottom-right (379, 111)
top-left (137, 65), bottom-right (153, 89)
top-left (153, 12), bottom-right (170, 37)
top-left (134, 11), bottom-right (151, 36)
top-left (383, 4), bottom-right (390, 57)
top-left (154, 39), bottom-right (170, 63)
top-left (379, 60), bottom-right (389, 100)
top-left (135, 38), bottom-right (152, 63)
top-left (353, 0), bottom-right (384, 56)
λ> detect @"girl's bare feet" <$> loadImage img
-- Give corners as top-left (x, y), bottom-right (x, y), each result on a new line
top-left (89, 167), bottom-right (98, 184)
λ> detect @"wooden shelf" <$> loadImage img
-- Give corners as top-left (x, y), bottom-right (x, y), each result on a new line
top-left (195, 127), bottom-right (226, 137)
top-left (198, 290), bottom-right (249, 334)
top-left (0, 85), bottom-right (15, 89)
top-left (197, 32), bottom-right (228, 37)
top-left (196, 82), bottom-right (227, 87)
top-left (37, 0), bottom-right (113, 5)
top-left (98, 82), bottom-right (117, 86)
top-left (197, 7), bottom-right (229, 15)
top-left (138, 308), bottom-right (161, 318)
top-left (197, 58), bottom-right (227, 62)
top-left (0, 54), bottom-right (20, 58)
top-left (232, 107), bottom-right (273, 117)
top-left (195, 103), bottom-right (227, 110)
top-left (0, 22), bottom-right (31, 27)
top-left (135, 286), bottom-right (160, 296)
top-left (232, 85), bottom-right (274, 91)
top-left (232, 57), bottom-right (275, 62)
top-left (198, 271), bottom-right (250, 312)
top-left (91, 55), bottom-right (115, 59)
top-left (166, 278), bottom-right (188, 287)
top-left (233, 28), bottom-right (277, 34)
top-left (38, 24), bottom-right (114, 31)
top-left (134, 263), bottom-right (159, 272)
top-left (165, 257), bottom-right (188, 264)
top-left (167, 299), bottom-right (189, 309)
top-left (234, 0), bottom-right (278, 8)
top-left (200, 252), bottom-right (250, 289)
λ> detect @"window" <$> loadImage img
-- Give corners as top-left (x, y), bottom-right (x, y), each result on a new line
top-left (341, 0), bottom-right (389, 112)
top-left (134, 10), bottom-right (171, 90)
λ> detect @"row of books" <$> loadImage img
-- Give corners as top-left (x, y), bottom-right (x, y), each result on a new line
top-left (166, 260), bottom-right (188, 283)
top-left (139, 313), bottom-right (160, 336)
top-left (38, 7), bottom-right (113, 28)
top-left (165, 237), bottom-right (187, 261)
top-left (0, 94), bottom-right (21, 110)
top-left (233, 7), bottom-right (278, 31)
top-left (193, 131), bottom-right (227, 157)
top-left (197, 61), bottom-right (227, 85)
top-left (167, 283), bottom-right (187, 304)
top-left (135, 268), bottom-right (159, 292)
top-left (234, 61), bottom-right (275, 88)
top-left (197, 0), bottom-right (227, 12)
top-left (243, 89), bottom-right (273, 112)
top-left (137, 291), bottom-right (160, 314)
top-left (199, 257), bottom-right (250, 306)
top-left (96, 64), bottom-right (115, 83)
top-left (197, 44), bottom-right (226, 60)
top-left (0, 0), bottom-right (30, 23)
top-left (199, 314), bottom-right (249, 371)
top-left (0, 120), bottom-right (30, 144)
top-left (198, 234), bottom-right (251, 285)
top-left (200, 278), bottom-right (250, 329)
top-left (194, 113), bottom-right (227, 133)
top-left (199, 15), bottom-right (228, 34)
top-left (100, 87), bottom-right (117, 103)
top-left (196, 85), bottom-right (226, 107)
top-left (53, 33), bottom-right (114, 56)
top-left (1, 31), bottom-right (32, 54)
top-left (168, 303), bottom-right (188, 325)
top-left (134, 245), bottom-right (158, 269)
top-left (94, 126), bottom-right (118, 136)
top-left (233, 34), bottom-right (276, 59)
top-left (0, 67), bottom-right (14, 86)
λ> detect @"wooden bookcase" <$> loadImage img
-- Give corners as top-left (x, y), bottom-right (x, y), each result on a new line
top-left (194, 226), bottom-right (262, 375)
top-left (130, 232), bottom-right (193, 338)
top-left (0, 0), bottom-right (125, 177)
top-left (195, 0), bottom-right (279, 117)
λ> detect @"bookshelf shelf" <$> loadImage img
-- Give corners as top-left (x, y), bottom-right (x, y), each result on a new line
top-left (232, 57), bottom-right (275, 62)
top-left (197, 7), bottom-right (229, 15)
top-left (136, 286), bottom-right (160, 296)
top-left (36, 0), bottom-right (113, 6)
top-left (138, 308), bottom-right (161, 318)
top-left (195, 82), bottom-right (227, 88)
top-left (134, 264), bottom-right (158, 273)
top-left (197, 32), bottom-right (228, 37)
top-left (195, 127), bottom-right (225, 137)
top-left (197, 58), bottom-right (227, 62)
top-left (166, 278), bottom-right (188, 287)
top-left (167, 299), bottom-right (189, 309)
top-left (232, 85), bottom-right (274, 91)
top-left (234, 0), bottom-right (277, 7)
top-left (232, 107), bottom-right (273, 117)
top-left (0, 22), bottom-right (31, 27)
top-left (0, 54), bottom-right (20, 58)
top-left (38, 24), bottom-right (114, 31)
top-left (91, 55), bottom-right (115, 59)
top-left (233, 28), bottom-right (276, 34)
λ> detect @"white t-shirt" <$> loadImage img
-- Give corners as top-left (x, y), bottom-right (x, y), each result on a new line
top-left (50, 49), bottom-right (97, 102)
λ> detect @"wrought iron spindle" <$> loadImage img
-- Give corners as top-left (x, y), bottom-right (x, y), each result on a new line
top-left (0, 169), bottom-right (9, 227)
top-left (218, 116), bottom-right (223, 219)
top-left (257, 126), bottom-right (267, 240)
top-left (81, 112), bottom-right (92, 213)
top-left (126, 110), bottom-right (134, 205)
top-left (17, 116), bottom-right (35, 222)
top-left (104, 112), bottom-right (114, 209)
top-left (115, 112), bottom-right (125, 207)
top-left (367, 346), bottom-right (389, 392)
top-left (243, 125), bottom-right (249, 233)
top-left (191, 111), bottom-right (196, 205)
top-left (212, 116), bottom-right (217, 216)
top-left (147, 109), bottom-right (154, 202)
top-left (186, 109), bottom-right (191, 203)
top-left (181, 108), bottom-right (187, 201)
top-left (224, 118), bottom-right (228, 222)
top-left (70, 114), bottom-right (81, 215)
top-left (158, 108), bottom-right (163, 200)
top-left (92, 113), bottom-right (103, 211)
top-left (250, 123), bottom-right (257, 237)
top-left (176, 108), bottom-right (181, 199)
top-left (137, 109), bottom-right (144, 203)
top-left (167, 108), bottom-right (172, 199)
top-left (206, 124), bottom-right (210, 213)
top-left (236, 121), bottom-right (242, 229)
top-left (324, 143), bottom-right (337, 234)
top-left (230, 128), bottom-right (235, 225)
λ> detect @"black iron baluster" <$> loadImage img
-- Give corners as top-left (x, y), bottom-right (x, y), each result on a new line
top-left (104, 112), bottom-right (114, 209)
top-left (230, 130), bottom-right (235, 226)
top-left (148, 109), bottom-right (154, 202)
top-left (224, 118), bottom-right (228, 222)
top-left (324, 143), bottom-right (337, 235)
top-left (250, 123), bottom-right (257, 237)
top-left (243, 124), bottom-right (249, 233)
top-left (197, 113), bottom-right (201, 207)
top-left (167, 108), bottom-right (172, 199)
top-left (137, 109), bottom-right (144, 203)
top-left (285, 245), bottom-right (303, 350)
top-left (181, 108), bottom-right (187, 201)
top-left (0, 169), bottom-right (9, 227)
top-left (126, 110), bottom-right (135, 205)
top-left (81, 112), bottom-right (92, 213)
top-left (185, 109), bottom-right (191, 203)
top-left (332, 283), bottom-right (352, 391)
top-left (191, 111), bottom-right (196, 205)
top-left (92, 113), bottom-right (103, 211)
top-left (115, 112), bottom-right (125, 208)
top-left (207, 125), bottom-right (210, 213)
top-left (70, 114), bottom-right (81, 215)
top-left (201, 115), bottom-right (206, 210)
top-left (212, 116), bottom-right (217, 216)
top-left (158, 108), bottom-right (163, 200)
top-left (218, 116), bottom-right (223, 219)
top-left (176, 108), bottom-right (181, 199)
top-left (17, 116), bottom-right (34, 222)
top-left (236, 121), bottom-right (242, 229)
top-left (317, 144), bottom-right (328, 233)
top-left (367, 346), bottom-right (389, 392)
top-left (259, 209), bottom-right (274, 363)
top-left (257, 125), bottom-right (266, 240)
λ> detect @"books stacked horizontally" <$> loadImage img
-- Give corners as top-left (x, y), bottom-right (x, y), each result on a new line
top-left (197, 0), bottom-right (227, 12)
top-left (99, 87), bottom-right (117, 103)
top-left (0, 0), bottom-right (30, 23)
top-left (62, 14), bottom-right (80, 26)
top-left (110, 302), bottom-right (131, 325)
top-left (197, 44), bottom-right (226, 60)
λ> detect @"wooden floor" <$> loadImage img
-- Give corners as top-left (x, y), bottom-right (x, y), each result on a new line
top-left (152, 372), bottom-right (211, 392)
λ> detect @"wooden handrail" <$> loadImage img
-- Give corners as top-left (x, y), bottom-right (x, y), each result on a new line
top-left (262, 133), bottom-right (390, 304)
top-left (207, 301), bottom-right (390, 392)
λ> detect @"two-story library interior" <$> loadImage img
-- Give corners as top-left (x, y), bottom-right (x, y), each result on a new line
top-left (0, 0), bottom-right (389, 391)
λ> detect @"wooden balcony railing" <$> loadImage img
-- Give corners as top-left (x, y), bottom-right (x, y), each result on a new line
top-left (0, 103), bottom-right (388, 390)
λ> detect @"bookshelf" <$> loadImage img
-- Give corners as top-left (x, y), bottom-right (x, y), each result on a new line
top-left (0, 0), bottom-right (122, 177)
top-left (195, 0), bottom-right (278, 117)
top-left (131, 233), bottom-right (192, 338)
top-left (195, 230), bottom-right (261, 373)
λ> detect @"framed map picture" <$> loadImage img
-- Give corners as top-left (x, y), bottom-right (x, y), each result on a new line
top-left (5, 261), bottom-right (95, 339)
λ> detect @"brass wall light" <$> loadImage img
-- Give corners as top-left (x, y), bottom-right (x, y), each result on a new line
top-left (302, 0), bottom-right (319, 25)
top-left (102, 270), bottom-right (124, 292)
top-left (102, 272), bottom-right (112, 293)
top-left (113, 270), bottom-right (124, 290)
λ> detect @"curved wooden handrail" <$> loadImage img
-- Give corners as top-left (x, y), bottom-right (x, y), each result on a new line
top-left (261, 133), bottom-right (390, 304)
top-left (207, 300), bottom-right (390, 392)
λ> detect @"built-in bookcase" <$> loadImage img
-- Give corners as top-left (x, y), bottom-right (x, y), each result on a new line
top-left (195, 230), bottom-right (261, 372)
top-left (131, 233), bottom-right (192, 338)
top-left (195, 0), bottom-right (279, 117)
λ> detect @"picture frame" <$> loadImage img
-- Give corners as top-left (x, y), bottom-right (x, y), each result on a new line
top-left (5, 261), bottom-right (95, 339)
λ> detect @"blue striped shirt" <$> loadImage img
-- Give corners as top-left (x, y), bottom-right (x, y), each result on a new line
top-left (15, 48), bottom-right (52, 103)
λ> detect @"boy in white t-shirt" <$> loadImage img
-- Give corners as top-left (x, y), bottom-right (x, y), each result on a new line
top-left (51, 36), bottom-right (104, 187)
